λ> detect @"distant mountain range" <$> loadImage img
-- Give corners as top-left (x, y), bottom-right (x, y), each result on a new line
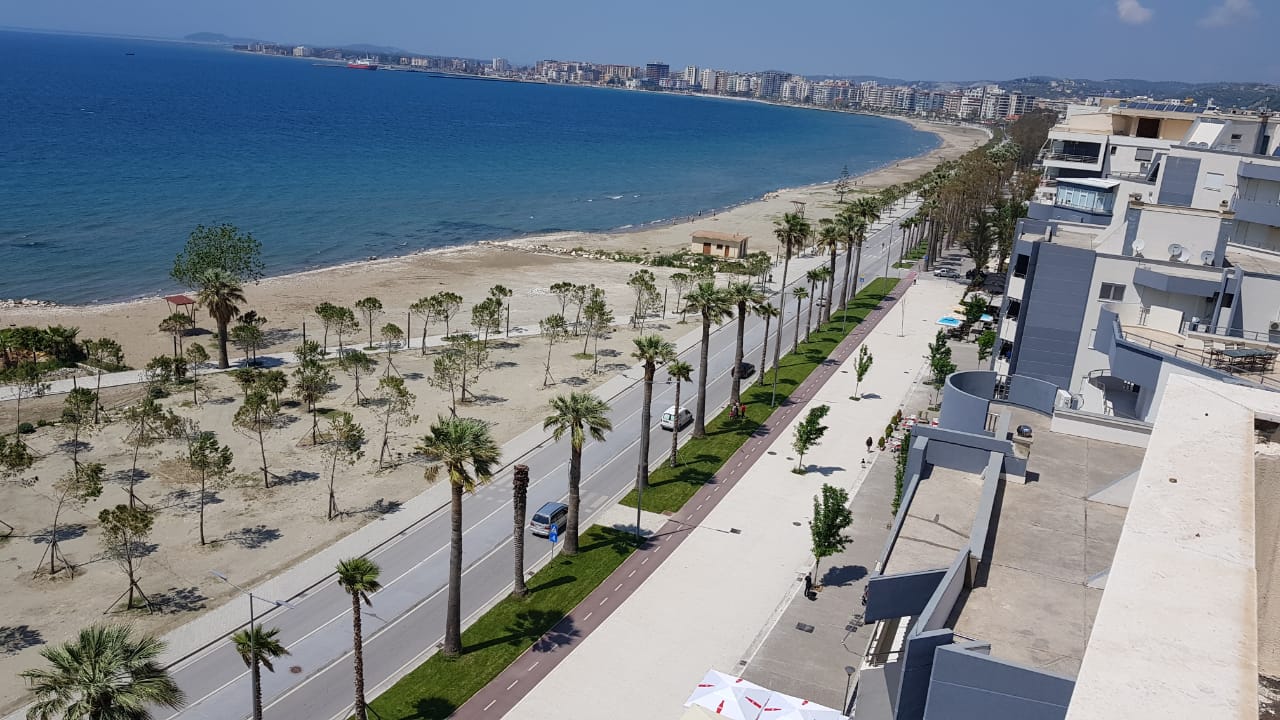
top-left (184, 32), bottom-right (269, 46)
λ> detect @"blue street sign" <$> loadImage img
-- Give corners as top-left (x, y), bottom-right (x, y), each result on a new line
top-left (549, 525), bottom-right (559, 544)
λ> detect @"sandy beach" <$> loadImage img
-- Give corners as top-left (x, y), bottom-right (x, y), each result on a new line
top-left (0, 117), bottom-right (987, 712)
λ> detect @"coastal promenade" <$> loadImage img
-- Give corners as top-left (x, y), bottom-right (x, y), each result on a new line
top-left (1, 202), bottom-right (920, 720)
top-left (494, 264), bottom-right (964, 720)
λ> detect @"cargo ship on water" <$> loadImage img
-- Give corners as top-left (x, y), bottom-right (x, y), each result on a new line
top-left (346, 59), bottom-right (378, 70)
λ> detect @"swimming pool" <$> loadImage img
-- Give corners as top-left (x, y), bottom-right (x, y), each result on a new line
top-left (937, 316), bottom-right (962, 327)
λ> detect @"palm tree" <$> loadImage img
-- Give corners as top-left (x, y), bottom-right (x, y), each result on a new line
top-left (666, 360), bottom-right (692, 466)
top-left (755, 302), bottom-right (780, 373)
top-left (632, 335), bottom-right (676, 493)
top-left (804, 268), bottom-right (823, 340)
top-left (195, 269), bottom-right (246, 369)
top-left (771, 212), bottom-right (810, 389)
top-left (791, 287), bottom-right (808, 347)
top-left (838, 198), bottom-right (880, 306)
top-left (158, 312), bottom-right (194, 359)
top-left (20, 624), bottom-right (185, 720)
top-left (336, 557), bottom-right (382, 720)
top-left (511, 464), bottom-right (530, 598)
top-left (724, 281), bottom-right (763, 409)
top-left (816, 219), bottom-right (843, 324)
top-left (682, 282), bottom-right (732, 438)
top-left (231, 624), bottom-right (289, 720)
top-left (543, 392), bottom-right (613, 554)
top-left (417, 415), bottom-right (500, 657)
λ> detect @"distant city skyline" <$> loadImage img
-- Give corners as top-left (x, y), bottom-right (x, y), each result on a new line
top-left (4, 0), bottom-right (1277, 83)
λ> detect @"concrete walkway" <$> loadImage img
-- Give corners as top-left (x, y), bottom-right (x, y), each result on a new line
top-left (451, 270), bottom-right (966, 720)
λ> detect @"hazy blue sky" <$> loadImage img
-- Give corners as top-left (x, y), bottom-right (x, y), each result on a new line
top-left (5, 0), bottom-right (1276, 82)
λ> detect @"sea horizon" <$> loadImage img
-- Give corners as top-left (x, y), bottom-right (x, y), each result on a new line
top-left (0, 30), bottom-right (939, 306)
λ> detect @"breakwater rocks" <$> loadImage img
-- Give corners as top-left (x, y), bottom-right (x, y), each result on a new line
top-left (1, 298), bottom-right (57, 309)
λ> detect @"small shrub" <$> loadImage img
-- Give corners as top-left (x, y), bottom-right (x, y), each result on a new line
top-left (147, 385), bottom-right (169, 399)
top-left (17, 422), bottom-right (35, 434)
top-left (36, 419), bottom-right (52, 428)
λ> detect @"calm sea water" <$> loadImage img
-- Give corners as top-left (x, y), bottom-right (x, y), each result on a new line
top-left (0, 31), bottom-right (938, 304)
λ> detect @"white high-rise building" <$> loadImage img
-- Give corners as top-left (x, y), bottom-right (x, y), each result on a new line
top-left (698, 68), bottom-right (720, 93)
top-left (684, 65), bottom-right (699, 87)
top-left (492, 58), bottom-right (509, 72)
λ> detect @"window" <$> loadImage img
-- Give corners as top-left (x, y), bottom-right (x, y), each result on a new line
top-left (1134, 148), bottom-right (1154, 161)
top-left (1205, 172), bottom-right (1225, 191)
top-left (1013, 254), bottom-right (1030, 278)
top-left (1099, 283), bottom-right (1126, 301)
top-left (1110, 146), bottom-right (1118, 155)
top-left (1230, 133), bottom-right (1243, 141)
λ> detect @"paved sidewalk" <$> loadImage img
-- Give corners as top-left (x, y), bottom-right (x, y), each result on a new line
top-left (450, 271), bottom-right (965, 720)
top-left (740, 294), bottom-right (987, 711)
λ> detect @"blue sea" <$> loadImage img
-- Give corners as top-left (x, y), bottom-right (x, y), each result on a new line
top-left (0, 30), bottom-right (938, 304)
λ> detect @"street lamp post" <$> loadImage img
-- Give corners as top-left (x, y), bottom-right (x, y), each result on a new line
top-left (210, 570), bottom-right (296, 720)
top-left (844, 665), bottom-right (857, 712)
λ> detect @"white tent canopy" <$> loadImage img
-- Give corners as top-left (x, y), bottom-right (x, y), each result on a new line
top-left (684, 670), bottom-right (848, 720)
top-left (759, 691), bottom-right (846, 720)
top-left (684, 669), bottom-right (770, 720)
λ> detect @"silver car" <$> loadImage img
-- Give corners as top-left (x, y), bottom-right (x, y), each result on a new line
top-left (529, 501), bottom-right (568, 538)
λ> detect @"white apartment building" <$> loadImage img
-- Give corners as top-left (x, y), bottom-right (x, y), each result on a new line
top-left (683, 65), bottom-right (699, 87)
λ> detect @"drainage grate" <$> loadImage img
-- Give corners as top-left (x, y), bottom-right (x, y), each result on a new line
top-left (729, 528), bottom-right (742, 534)
top-left (796, 623), bottom-right (815, 633)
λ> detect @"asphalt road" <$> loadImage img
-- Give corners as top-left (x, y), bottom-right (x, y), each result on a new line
top-left (163, 203), bottom-right (918, 720)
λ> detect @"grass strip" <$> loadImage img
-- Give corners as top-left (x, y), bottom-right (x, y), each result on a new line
top-left (366, 525), bottom-right (636, 719)
top-left (622, 277), bottom-right (895, 514)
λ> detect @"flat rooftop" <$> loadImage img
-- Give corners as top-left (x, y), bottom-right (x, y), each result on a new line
top-left (1228, 244), bottom-right (1280, 277)
top-left (1066, 376), bottom-right (1280, 720)
top-left (1018, 225), bottom-right (1105, 252)
top-left (949, 408), bottom-right (1144, 677)
top-left (882, 466), bottom-right (983, 576)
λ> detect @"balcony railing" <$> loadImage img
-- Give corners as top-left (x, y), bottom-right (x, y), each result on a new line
top-left (1183, 321), bottom-right (1280, 345)
top-left (1117, 324), bottom-right (1280, 389)
top-left (1042, 152), bottom-right (1101, 164)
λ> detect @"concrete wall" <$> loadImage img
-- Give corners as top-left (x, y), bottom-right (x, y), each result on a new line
top-left (865, 568), bottom-right (948, 624)
top-left (969, 452), bottom-right (1004, 567)
top-left (1007, 374), bottom-right (1061, 414)
top-left (894, 629), bottom-right (956, 720)
top-left (939, 372), bottom-right (997, 435)
top-left (922, 643), bottom-right (1076, 720)
top-left (1011, 241), bottom-right (1096, 390)
top-left (1235, 273), bottom-right (1280, 337)
top-left (919, 550), bottom-right (970, 633)
top-left (1050, 409), bottom-right (1152, 448)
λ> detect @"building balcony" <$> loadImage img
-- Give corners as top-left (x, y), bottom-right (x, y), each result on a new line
top-left (1098, 306), bottom-right (1280, 392)
top-left (1231, 196), bottom-right (1280, 228)
top-left (1043, 152), bottom-right (1101, 164)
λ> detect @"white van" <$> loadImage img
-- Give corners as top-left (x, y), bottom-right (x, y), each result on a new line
top-left (660, 406), bottom-right (692, 430)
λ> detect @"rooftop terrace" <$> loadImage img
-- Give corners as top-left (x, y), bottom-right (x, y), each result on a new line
top-left (948, 408), bottom-right (1144, 677)
top-left (882, 466), bottom-right (983, 577)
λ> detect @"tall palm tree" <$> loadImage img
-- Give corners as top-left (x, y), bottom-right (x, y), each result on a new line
top-left (755, 302), bottom-right (780, 373)
top-left (195, 268), bottom-right (246, 369)
top-left (666, 360), bottom-right (693, 466)
top-left (20, 624), bottom-right (185, 720)
top-left (771, 213), bottom-right (810, 385)
top-left (816, 219), bottom-right (843, 324)
top-left (682, 282), bottom-right (732, 438)
top-left (336, 557), bottom-right (382, 720)
top-left (417, 415), bottom-right (499, 657)
top-left (724, 281), bottom-right (763, 409)
top-left (841, 196), bottom-right (882, 305)
top-left (804, 268), bottom-right (823, 340)
top-left (632, 335), bottom-right (676, 493)
top-left (543, 392), bottom-right (612, 555)
top-left (231, 624), bottom-right (289, 720)
top-left (791, 287), bottom-right (808, 347)
top-left (511, 464), bottom-right (530, 598)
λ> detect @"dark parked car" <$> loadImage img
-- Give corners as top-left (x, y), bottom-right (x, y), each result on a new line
top-left (731, 361), bottom-right (756, 379)
top-left (529, 501), bottom-right (568, 538)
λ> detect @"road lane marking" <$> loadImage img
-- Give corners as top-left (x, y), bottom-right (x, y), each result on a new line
top-left (584, 612), bottom-right (593, 621)
top-left (628, 570), bottom-right (636, 578)
top-left (484, 699), bottom-right (497, 711)
top-left (507, 680), bottom-right (519, 691)
top-left (599, 597), bottom-right (609, 606)
top-left (614, 583), bottom-right (623, 592)
top-left (528, 661), bottom-right (539, 671)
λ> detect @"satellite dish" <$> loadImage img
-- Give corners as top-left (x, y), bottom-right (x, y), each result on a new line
top-left (1201, 250), bottom-right (1215, 265)
top-left (1132, 238), bottom-right (1146, 256)
top-left (1168, 243), bottom-right (1186, 260)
